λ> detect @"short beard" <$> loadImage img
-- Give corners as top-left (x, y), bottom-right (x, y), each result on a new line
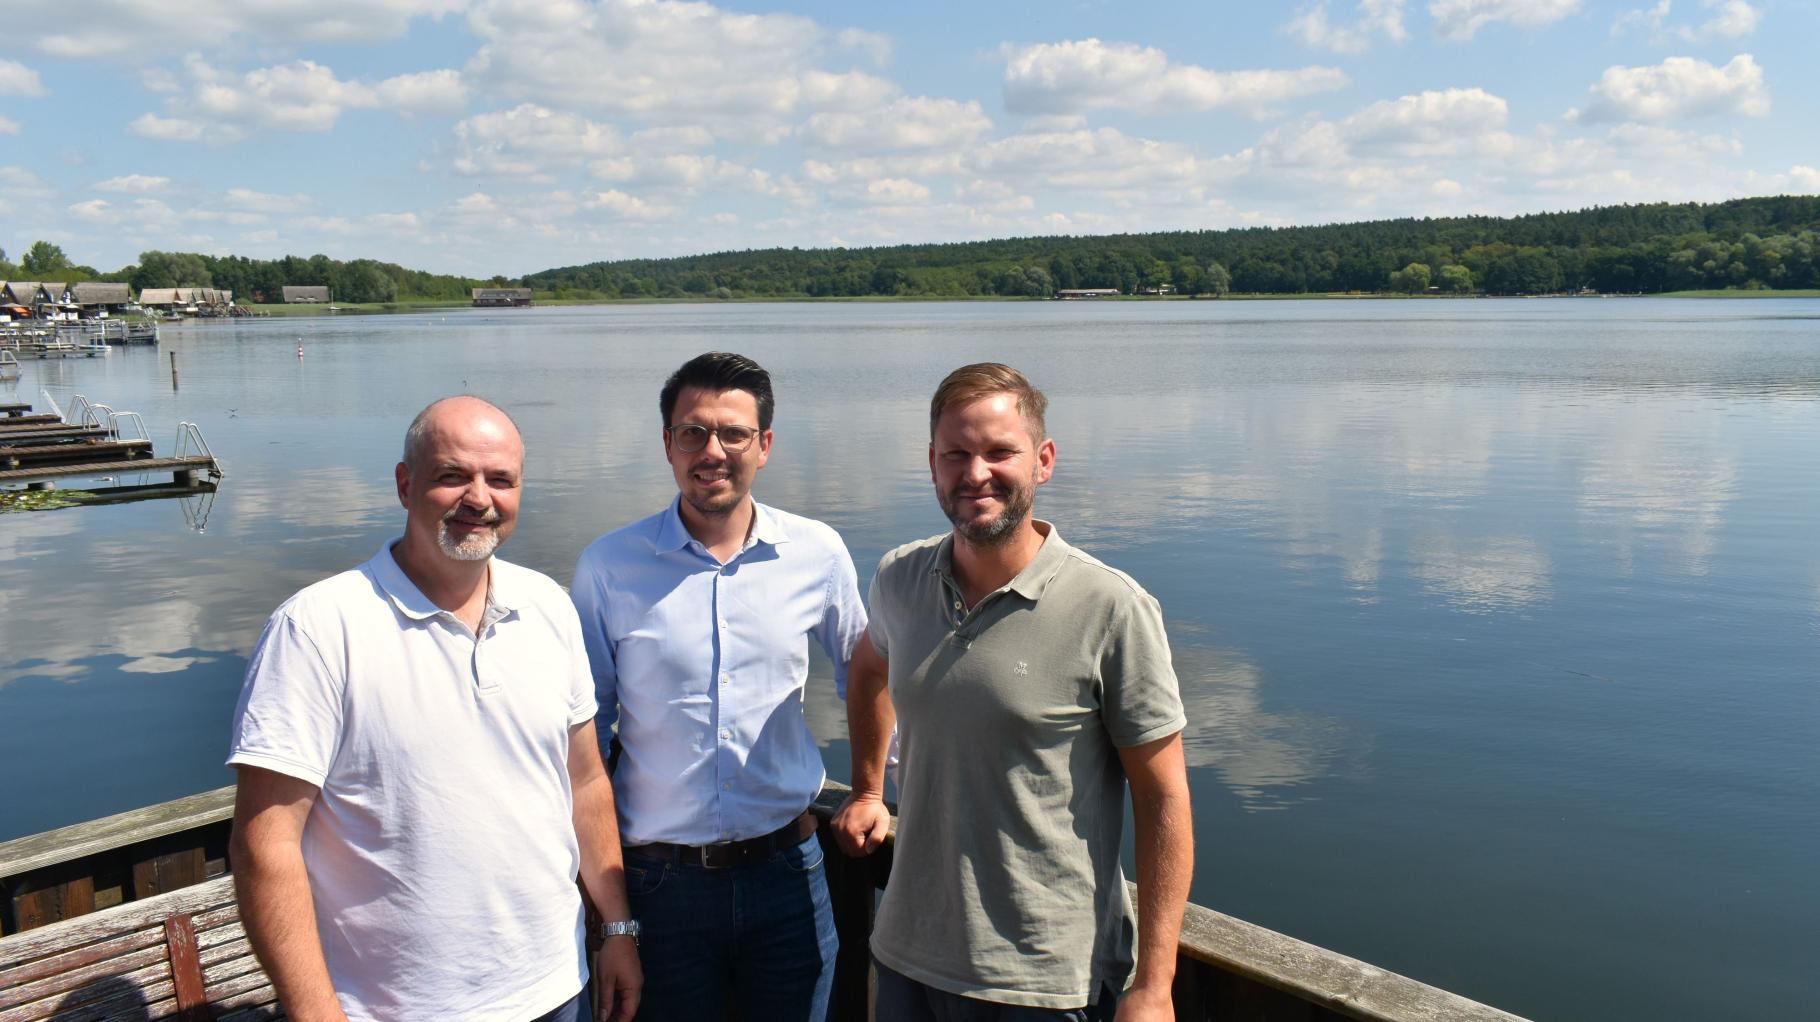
top-left (437, 506), bottom-right (501, 561)
top-left (942, 487), bottom-right (1031, 548)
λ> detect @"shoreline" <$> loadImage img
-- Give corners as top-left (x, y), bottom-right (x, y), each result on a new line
top-left (228, 288), bottom-right (1820, 316)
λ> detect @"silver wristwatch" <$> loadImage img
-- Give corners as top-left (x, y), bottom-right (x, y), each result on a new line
top-left (598, 920), bottom-right (641, 944)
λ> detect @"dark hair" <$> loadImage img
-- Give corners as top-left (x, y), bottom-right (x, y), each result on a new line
top-left (929, 362), bottom-right (1047, 440)
top-left (659, 352), bottom-right (775, 431)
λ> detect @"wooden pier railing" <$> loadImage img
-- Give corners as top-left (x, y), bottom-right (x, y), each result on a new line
top-left (3, 785), bottom-right (1528, 1021)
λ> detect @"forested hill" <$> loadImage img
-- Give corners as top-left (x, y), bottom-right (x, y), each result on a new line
top-left (524, 195), bottom-right (1820, 299)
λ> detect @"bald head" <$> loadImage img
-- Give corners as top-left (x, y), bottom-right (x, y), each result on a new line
top-left (402, 396), bottom-right (523, 472)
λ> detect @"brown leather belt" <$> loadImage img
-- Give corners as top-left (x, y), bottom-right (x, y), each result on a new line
top-left (624, 812), bottom-right (817, 870)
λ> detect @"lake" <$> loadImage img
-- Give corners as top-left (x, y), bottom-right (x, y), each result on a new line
top-left (2, 298), bottom-right (1816, 1020)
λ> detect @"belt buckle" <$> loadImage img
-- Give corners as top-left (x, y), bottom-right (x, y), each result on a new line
top-left (698, 841), bottom-right (737, 869)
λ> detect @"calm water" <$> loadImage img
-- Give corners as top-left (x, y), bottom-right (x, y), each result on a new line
top-left (3, 299), bottom-right (1816, 1019)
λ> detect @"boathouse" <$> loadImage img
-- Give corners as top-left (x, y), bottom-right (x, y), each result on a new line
top-left (2, 281), bottom-right (47, 310)
top-left (472, 286), bottom-right (533, 307)
top-left (70, 282), bottom-right (133, 317)
top-left (282, 285), bottom-right (330, 304)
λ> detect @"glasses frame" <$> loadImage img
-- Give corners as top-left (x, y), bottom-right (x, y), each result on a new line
top-left (666, 422), bottom-right (763, 453)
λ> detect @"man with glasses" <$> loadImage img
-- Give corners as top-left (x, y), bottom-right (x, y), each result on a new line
top-left (571, 352), bottom-right (867, 1021)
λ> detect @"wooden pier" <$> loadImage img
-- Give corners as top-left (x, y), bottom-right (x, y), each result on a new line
top-left (0, 784), bottom-right (1530, 1022)
top-left (0, 403), bottom-right (222, 502)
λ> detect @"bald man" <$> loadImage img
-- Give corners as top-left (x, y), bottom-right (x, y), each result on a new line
top-left (229, 397), bottom-right (642, 1022)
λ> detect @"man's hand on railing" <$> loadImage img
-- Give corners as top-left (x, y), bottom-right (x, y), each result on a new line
top-left (830, 792), bottom-right (893, 856)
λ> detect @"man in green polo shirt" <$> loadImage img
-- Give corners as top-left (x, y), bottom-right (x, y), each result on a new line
top-left (833, 362), bottom-right (1193, 1021)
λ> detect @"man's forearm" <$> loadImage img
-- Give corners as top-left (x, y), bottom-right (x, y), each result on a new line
top-left (573, 768), bottom-right (633, 919)
top-left (1130, 780), bottom-right (1193, 992)
top-left (845, 638), bottom-right (894, 799)
top-left (234, 844), bottom-right (347, 1022)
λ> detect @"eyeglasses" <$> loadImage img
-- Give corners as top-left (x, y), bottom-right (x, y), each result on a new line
top-left (667, 423), bottom-right (762, 453)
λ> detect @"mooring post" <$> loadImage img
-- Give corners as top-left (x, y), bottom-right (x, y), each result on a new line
top-left (170, 351), bottom-right (180, 391)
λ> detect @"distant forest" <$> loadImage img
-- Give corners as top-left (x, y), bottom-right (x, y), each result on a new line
top-left (524, 195), bottom-right (1820, 299)
top-left (6, 195), bottom-right (1817, 304)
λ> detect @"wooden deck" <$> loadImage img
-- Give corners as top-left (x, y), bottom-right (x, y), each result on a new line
top-left (2, 785), bottom-right (1530, 1021)
top-left (1, 403), bottom-right (37, 417)
top-left (0, 455), bottom-right (220, 486)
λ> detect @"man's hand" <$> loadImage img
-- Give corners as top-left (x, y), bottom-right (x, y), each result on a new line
top-left (592, 937), bottom-right (642, 1022)
top-left (1115, 980), bottom-right (1174, 1021)
top-left (830, 792), bottom-right (892, 857)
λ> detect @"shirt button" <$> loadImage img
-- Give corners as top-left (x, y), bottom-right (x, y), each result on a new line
top-left (720, 674), bottom-right (730, 685)
top-left (722, 783), bottom-right (731, 791)
top-left (720, 728), bottom-right (731, 740)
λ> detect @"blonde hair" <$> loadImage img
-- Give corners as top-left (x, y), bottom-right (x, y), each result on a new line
top-left (929, 363), bottom-right (1048, 440)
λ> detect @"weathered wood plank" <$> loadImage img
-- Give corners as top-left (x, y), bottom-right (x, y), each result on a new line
top-left (0, 940), bottom-right (167, 1008)
top-left (0, 456), bottom-right (220, 485)
top-left (1171, 898), bottom-right (1526, 1022)
top-left (0, 973), bottom-right (178, 1022)
top-left (0, 789), bottom-right (235, 880)
top-left (0, 878), bottom-right (240, 966)
top-left (10, 878), bottom-right (95, 933)
top-left (136, 850), bottom-right (208, 902)
top-left (162, 915), bottom-right (207, 1020)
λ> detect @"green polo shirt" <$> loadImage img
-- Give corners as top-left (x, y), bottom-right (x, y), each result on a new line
top-left (866, 522), bottom-right (1186, 1009)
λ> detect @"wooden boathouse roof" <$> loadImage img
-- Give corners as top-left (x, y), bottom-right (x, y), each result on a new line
top-left (70, 282), bottom-right (131, 305)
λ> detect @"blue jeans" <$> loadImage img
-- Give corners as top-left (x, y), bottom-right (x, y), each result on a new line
top-left (873, 960), bottom-right (1117, 1022)
top-left (625, 831), bottom-right (838, 1021)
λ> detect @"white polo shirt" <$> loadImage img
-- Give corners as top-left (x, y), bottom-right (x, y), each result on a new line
top-left (228, 543), bottom-right (596, 1022)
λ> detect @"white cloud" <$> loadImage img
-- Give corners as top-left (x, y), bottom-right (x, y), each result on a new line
top-left (1614, 0), bottom-right (1761, 41)
top-left (836, 27), bottom-right (892, 65)
top-left (968, 128), bottom-right (1202, 189)
top-left (1001, 38), bottom-right (1347, 117)
top-left (69, 198), bottom-right (112, 220)
top-left (134, 56), bottom-right (466, 141)
top-left (1429, 0), bottom-right (1581, 41)
top-left (1343, 87), bottom-right (1512, 155)
top-left (374, 69), bottom-right (469, 114)
top-left (453, 104), bottom-right (623, 180)
top-left (464, 0), bottom-right (893, 141)
top-left (224, 188), bottom-right (311, 213)
top-left (0, 116), bottom-right (18, 135)
top-left (129, 113), bottom-right (204, 141)
top-left (585, 189), bottom-right (670, 220)
top-left (864, 178), bottom-right (930, 204)
top-left (94, 174), bottom-right (171, 193)
top-left (801, 97), bottom-right (992, 152)
top-left (1285, 0), bottom-right (1409, 54)
top-left (0, 58), bottom-right (46, 96)
top-left (1569, 54), bottom-right (1768, 123)
top-left (630, 125), bottom-right (716, 152)
top-left (1791, 166), bottom-right (1820, 191)
top-left (34, 0), bottom-right (463, 58)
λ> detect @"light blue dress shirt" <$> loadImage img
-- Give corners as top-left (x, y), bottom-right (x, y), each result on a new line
top-left (572, 497), bottom-right (868, 846)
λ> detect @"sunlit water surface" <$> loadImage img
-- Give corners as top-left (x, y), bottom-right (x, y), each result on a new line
top-left (3, 299), bottom-right (1816, 1020)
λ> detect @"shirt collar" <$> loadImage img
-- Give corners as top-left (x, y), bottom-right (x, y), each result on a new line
top-left (368, 539), bottom-right (516, 621)
top-left (656, 494), bottom-right (791, 554)
top-left (933, 520), bottom-right (1069, 603)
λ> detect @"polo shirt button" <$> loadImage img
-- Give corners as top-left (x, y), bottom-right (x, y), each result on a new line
top-left (952, 600), bottom-right (962, 610)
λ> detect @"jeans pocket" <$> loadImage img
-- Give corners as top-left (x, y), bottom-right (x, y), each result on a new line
top-left (782, 834), bottom-right (825, 874)
top-left (624, 860), bottom-right (670, 896)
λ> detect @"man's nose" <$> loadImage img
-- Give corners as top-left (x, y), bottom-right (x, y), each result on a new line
top-left (960, 455), bottom-right (992, 484)
top-left (462, 475), bottom-right (492, 508)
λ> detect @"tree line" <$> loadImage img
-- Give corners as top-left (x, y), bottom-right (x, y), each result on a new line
top-left (524, 195), bottom-right (1820, 299)
top-left (6, 195), bottom-right (1818, 304)
top-left (0, 243), bottom-right (487, 304)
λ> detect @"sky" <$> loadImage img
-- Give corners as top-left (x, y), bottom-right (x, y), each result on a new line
top-left (0, 0), bottom-right (1816, 278)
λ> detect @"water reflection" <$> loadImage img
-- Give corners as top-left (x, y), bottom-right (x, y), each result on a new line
top-left (3, 299), bottom-right (1818, 1021)
top-left (1172, 641), bottom-right (1350, 812)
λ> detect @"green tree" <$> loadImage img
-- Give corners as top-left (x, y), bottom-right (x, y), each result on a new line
top-left (1437, 264), bottom-right (1474, 293)
top-left (20, 240), bottom-right (72, 277)
top-left (1389, 262), bottom-right (1432, 293)
top-left (1204, 261), bottom-right (1231, 296)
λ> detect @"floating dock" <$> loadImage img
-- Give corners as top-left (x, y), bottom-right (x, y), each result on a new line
top-left (0, 400), bottom-right (222, 505)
